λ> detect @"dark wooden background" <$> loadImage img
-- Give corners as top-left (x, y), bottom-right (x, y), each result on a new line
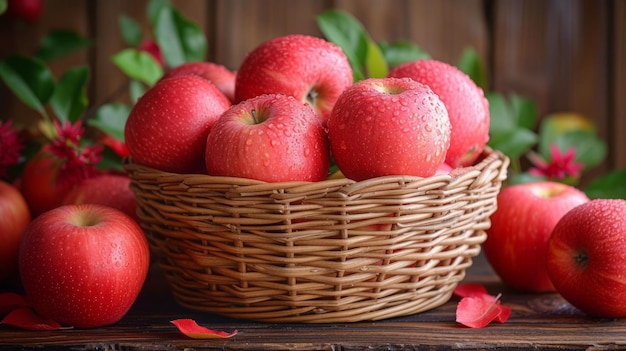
top-left (1, 0), bottom-right (624, 179)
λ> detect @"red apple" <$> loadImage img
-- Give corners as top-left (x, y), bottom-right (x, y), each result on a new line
top-left (234, 34), bottom-right (353, 126)
top-left (162, 61), bottom-right (236, 102)
top-left (0, 180), bottom-right (31, 284)
top-left (327, 77), bottom-right (451, 181)
top-left (61, 174), bottom-right (138, 221)
top-left (483, 181), bottom-right (589, 292)
top-left (19, 204), bottom-right (150, 328)
top-left (388, 59), bottom-right (490, 168)
top-left (20, 144), bottom-right (77, 217)
top-left (205, 94), bottom-right (330, 182)
top-left (124, 75), bottom-right (231, 174)
top-left (546, 199), bottom-right (626, 317)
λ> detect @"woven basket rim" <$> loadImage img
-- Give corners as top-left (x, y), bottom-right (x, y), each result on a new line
top-left (124, 146), bottom-right (508, 188)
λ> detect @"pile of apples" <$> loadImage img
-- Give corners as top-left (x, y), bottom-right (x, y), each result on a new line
top-left (124, 34), bottom-right (490, 182)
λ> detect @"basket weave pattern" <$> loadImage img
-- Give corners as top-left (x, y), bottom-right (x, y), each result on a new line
top-left (125, 148), bottom-right (509, 323)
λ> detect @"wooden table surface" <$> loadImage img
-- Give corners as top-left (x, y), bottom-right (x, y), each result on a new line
top-left (2, 254), bottom-right (626, 351)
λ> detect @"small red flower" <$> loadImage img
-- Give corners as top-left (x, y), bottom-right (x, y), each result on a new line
top-left (48, 120), bottom-right (103, 186)
top-left (0, 120), bottom-right (24, 179)
top-left (528, 144), bottom-right (585, 180)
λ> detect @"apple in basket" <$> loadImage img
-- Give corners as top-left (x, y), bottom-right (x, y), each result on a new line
top-left (161, 61), bottom-right (236, 102)
top-left (19, 204), bottom-right (150, 328)
top-left (547, 199), bottom-right (626, 317)
top-left (327, 77), bottom-right (451, 181)
top-left (124, 74), bottom-right (231, 174)
top-left (205, 93), bottom-right (331, 182)
top-left (388, 59), bottom-right (490, 168)
top-left (234, 34), bottom-right (353, 126)
top-left (482, 181), bottom-right (589, 292)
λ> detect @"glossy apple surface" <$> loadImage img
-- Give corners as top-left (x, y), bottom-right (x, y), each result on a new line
top-left (161, 61), bottom-right (236, 102)
top-left (62, 174), bottom-right (138, 221)
top-left (0, 180), bottom-right (31, 284)
top-left (19, 204), bottom-right (150, 328)
top-left (327, 77), bottom-right (451, 181)
top-left (483, 181), bottom-right (589, 292)
top-left (388, 59), bottom-right (489, 168)
top-left (205, 94), bottom-right (330, 182)
top-left (234, 34), bottom-right (353, 126)
top-left (547, 199), bottom-right (626, 317)
top-left (125, 75), bottom-right (231, 174)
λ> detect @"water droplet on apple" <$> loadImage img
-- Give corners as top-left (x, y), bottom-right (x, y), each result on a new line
top-left (246, 139), bottom-right (253, 145)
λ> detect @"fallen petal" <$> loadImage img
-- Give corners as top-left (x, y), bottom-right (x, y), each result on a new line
top-left (1, 307), bottom-right (65, 331)
top-left (456, 294), bottom-right (502, 328)
top-left (171, 319), bottom-right (238, 339)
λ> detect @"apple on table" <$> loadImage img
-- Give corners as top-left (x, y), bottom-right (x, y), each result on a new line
top-left (0, 180), bottom-right (31, 285)
top-left (19, 204), bottom-right (150, 328)
top-left (482, 181), bottom-right (590, 292)
top-left (547, 199), bottom-right (626, 317)
top-left (62, 173), bottom-right (138, 222)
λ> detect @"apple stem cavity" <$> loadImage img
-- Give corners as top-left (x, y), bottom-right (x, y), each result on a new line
top-left (574, 250), bottom-right (589, 269)
top-left (69, 209), bottom-right (103, 228)
top-left (306, 89), bottom-right (319, 106)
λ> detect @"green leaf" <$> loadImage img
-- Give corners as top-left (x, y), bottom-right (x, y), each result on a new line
top-left (49, 66), bottom-right (90, 123)
top-left (0, 0), bottom-right (8, 15)
top-left (154, 5), bottom-right (207, 68)
top-left (147, 0), bottom-right (171, 25)
top-left (486, 92), bottom-right (514, 134)
top-left (119, 14), bottom-right (143, 47)
top-left (88, 103), bottom-right (131, 141)
top-left (457, 47), bottom-right (487, 91)
top-left (378, 40), bottom-right (430, 68)
top-left (554, 130), bottom-right (607, 169)
top-left (129, 79), bottom-right (147, 104)
top-left (489, 127), bottom-right (538, 161)
top-left (365, 38), bottom-right (388, 78)
top-left (585, 168), bottom-right (626, 200)
top-left (111, 48), bottom-right (163, 86)
top-left (317, 9), bottom-right (368, 81)
top-left (510, 94), bottom-right (537, 130)
top-left (34, 30), bottom-right (92, 62)
top-left (0, 55), bottom-right (55, 118)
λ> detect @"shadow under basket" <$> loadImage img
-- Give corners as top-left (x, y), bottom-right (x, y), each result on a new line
top-left (124, 147), bottom-right (509, 323)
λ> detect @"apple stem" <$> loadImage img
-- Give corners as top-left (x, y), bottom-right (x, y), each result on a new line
top-left (251, 109), bottom-right (259, 124)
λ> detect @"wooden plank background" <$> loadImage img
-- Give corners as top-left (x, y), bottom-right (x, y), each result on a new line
top-left (1, 0), bottom-right (624, 182)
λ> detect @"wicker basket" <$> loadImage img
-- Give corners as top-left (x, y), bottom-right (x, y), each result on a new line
top-left (124, 147), bottom-right (509, 323)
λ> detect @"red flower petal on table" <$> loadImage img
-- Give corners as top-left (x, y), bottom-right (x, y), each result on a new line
top-left (0, 293), bottom-right (31, 315)
top-left (454, 283), bottom-right (511, 328)
top-left (1, 307), bottom-right (65, 330)
top-left (171, 319), bottom-right (238, 339)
